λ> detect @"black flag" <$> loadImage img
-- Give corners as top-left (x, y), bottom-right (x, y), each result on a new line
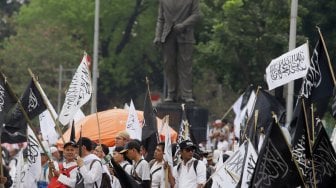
top-left (70, 121), bottom-right (76, 143)
top-left (246, 89), bottom-right (285, 149)
top-left (5, 79), bottom-right (46, 130)
top-left (0, 73), bottom-right (26, 143)
top-left (300, 32), bottom-right (335, 118)
top-left (311, 122), bottom-right (336, 187)
top-left (141, 90), bottom-right (158, 161)
top-left (110, 156), bottom-right (141, 188)
top-left (250, 119), bottom-right (305, 188)
top-left (289, 97), bottom-right (314, 185)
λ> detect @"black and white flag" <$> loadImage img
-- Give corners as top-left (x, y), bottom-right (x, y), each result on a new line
top-left (224, 141), bottom-right (246, 180)
top-left (241, 140), bottom-right (258, 188)
top-left (250, 119), bottom-right (305, 188)
top-left (4, 79), bottom-right (46, 134)
top-left (311, 122), bottom-right (336, 187)
top-left (300, 31), bottom-right (335, 118)
top-left (59, 53), bottom-right (92, 125)
top-left (0, 73), bottom-right (32, 143)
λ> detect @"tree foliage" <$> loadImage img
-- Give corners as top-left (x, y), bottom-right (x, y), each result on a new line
top-left (1, 0), bottom-right (336, 122)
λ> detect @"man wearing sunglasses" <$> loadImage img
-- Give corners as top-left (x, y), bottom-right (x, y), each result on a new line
top-left (174, 140), bottom-right (206, 188)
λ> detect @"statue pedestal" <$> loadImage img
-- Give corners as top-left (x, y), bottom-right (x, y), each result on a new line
top-left (156, 102), bottom-right (208, 144)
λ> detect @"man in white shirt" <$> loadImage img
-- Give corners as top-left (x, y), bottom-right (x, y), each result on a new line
top-left (120, 140), bottom-right (151, 188)
top-left (113, 146), bottom-right (132, 175)
top-left (150, 142), bottom-right (175, 188)
top-left (115, 131), bottom-right (130, 147)
top-left (49, 141), bottom-right (78, 187)
top-left (76, 137), bottom-right (103, 188)
top-left (94, 144), bottom-right (121, 188)
top-left (173, 140), bottom-right (206, 188)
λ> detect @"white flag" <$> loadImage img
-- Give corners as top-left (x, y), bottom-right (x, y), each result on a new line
top-left (163, 117), bottom-right (173, 168)
top-left (162, 117), bottom-right (173, 188)
top-left (266, 43), bottom-right (310, 90)
top-left (12, 150), bottom-right (24, 188)
top-left (233, 91), bottom-right (256, 138)
top-left (241, 141), bottom-right (258, 188)
top-left (22, 127), bottom-right (42, 187)
top-left (224, 142), bottom-right (246, 180)
top-left (126, 100), bottom-right (142, 140)
top-left (73, 108), bottom-right (85, 123)
top-left (39, 107), bottom-right (59, 145)
top-left (59, 53), bottom-right (92, 125)
top-left (211, 151), bottom-right (236, 188)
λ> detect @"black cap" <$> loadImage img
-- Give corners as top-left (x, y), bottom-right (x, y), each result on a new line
top-left (120, 140), bottom-right (140, 153)
top-left (114, 146), bottom-right (124, 153)
top-left (64, 141), bottom-right (78, 148)
top-left (179, 140), bottom-right (196, 150)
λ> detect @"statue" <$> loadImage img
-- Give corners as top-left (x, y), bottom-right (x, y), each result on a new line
top-left (154, 0), bottom-right (201, 103)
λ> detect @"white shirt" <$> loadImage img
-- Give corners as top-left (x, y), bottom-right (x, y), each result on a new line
top-left (131, 159), bottom-right (151, 181)
top-left (173, 158), bottom-right (206, 188)
top-left (119, 160), bottom-right (132, 175)
top-left (57, 161), bottom-right (78, 187)
top-left (217, 140), bottom-right (229, 152)
top-left (79, 154), bottom-right (103, 188)
top-left (150, 161), bottom-right (164, 188)
top-left (111, 175), bottom-right (122, 188)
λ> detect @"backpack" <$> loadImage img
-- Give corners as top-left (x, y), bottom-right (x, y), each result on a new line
top-left (177, 159), bottom-right (198, 176)
top-left (48, 163), bottom-right (77, 188)
top-left (90, 159), bottom-right (112, 188)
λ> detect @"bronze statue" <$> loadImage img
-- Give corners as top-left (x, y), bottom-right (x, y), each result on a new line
top-left (154, 0), bottom-right (201, 103)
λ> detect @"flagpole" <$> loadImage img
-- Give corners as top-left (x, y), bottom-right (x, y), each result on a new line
top-left (286, 0), bottom-right (298, 125)
top-left (95, 109), bottom-right (102, 145)
top-left (301, 98), bottom-right (317, 188)
top-left (242, 86), bottom-right (261, 140)
top-left (0, 144), bottom-right (4, 188)
top-left (310, 103), bottom-right (315, 143)
top-left (28, 68), bottom-right (66, 144)
top-left (145, 77), bottom-right (160, 143)
top-left (78, 125), bottom-right (83, 157)
top-left (91, 0), bottom-right (100, 114)
top-left (317, 27), bottom-right (336, 86)
top-left (220, 105), bottom-right (233, 121)
top-left (0, 73), bottom-right (51, 161)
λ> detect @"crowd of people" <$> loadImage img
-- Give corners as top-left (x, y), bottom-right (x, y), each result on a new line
top-left (0, 119), bottom-right (236, 188)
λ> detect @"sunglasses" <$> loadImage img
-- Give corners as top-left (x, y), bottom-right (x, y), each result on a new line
top-left (184, 148), bottom-right (194, 152)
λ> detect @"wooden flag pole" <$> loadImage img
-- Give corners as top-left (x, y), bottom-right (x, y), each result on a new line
top-left (317, 26), bottom-right (336, 86)
top-left (0, 72), bottom-right (51, 161)
top-left (220, 105), bottom-right (233, 121)
top-left (95, 108), bottom-right (102, 145)
top-left (28, 68), bottom-right (65, 144)
top-left (302, 99), bottom-right (317, 188)
top-left (310, 103), bottom-right (315, 144)
top-left (164, 167), bottom-right (169, 188)
top-left (242, 86), bottom-right (261, 140)
top-left (78, 125), bottom-right (83, 157)
top-left (0, 143), bottom-right (4, 188)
